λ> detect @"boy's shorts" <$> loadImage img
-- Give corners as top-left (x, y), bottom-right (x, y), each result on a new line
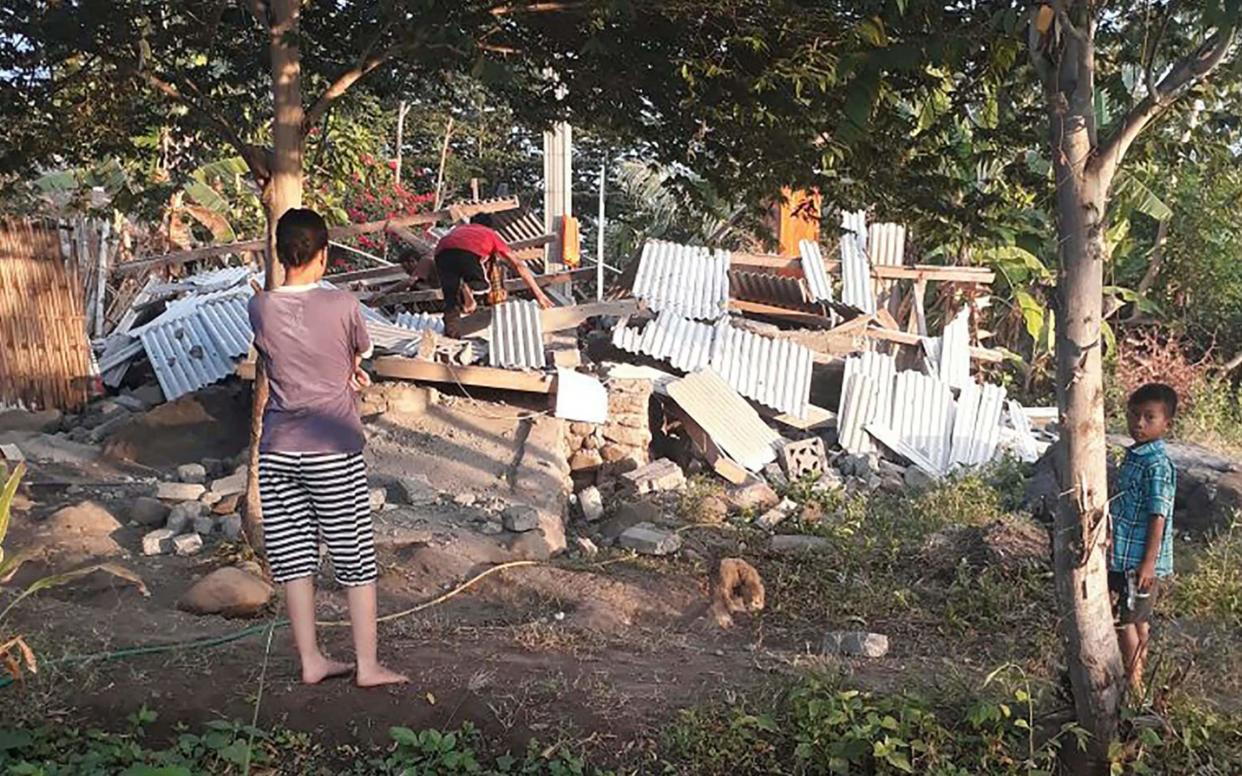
top-left (1108, 571), bottom-right (1159, 626)
top-left (258, 451), bottom-right (377, 586)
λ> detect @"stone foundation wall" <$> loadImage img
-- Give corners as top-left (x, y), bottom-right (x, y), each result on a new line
top-left (565, 378), bottom-right (652, 487)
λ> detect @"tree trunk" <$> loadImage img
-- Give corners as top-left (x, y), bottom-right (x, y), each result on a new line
top-left (1048, 39), bottom-right (1126, 771)
top-left (242, 0), bottom-right (305, 556)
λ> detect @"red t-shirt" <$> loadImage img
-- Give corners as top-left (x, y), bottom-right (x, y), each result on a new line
top-left (434, 224), bottom-right (512, 259)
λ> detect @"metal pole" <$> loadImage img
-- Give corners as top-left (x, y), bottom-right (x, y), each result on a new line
top-left (394, 101), bottom-right (408, 187)
top-left (596, 164), bottom-right (605, 302)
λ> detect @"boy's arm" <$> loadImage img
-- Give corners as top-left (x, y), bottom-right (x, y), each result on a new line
top-left (350, 301), bottom-right (373, 359)
top-left (1137, 459), bottom-right (1175, 591)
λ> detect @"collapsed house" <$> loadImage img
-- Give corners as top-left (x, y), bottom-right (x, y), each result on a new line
top-left (2, 199), bottom-right (1053, 505)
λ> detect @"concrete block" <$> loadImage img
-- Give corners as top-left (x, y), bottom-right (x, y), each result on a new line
top-left (617, 522), bottom-right (682, 556)
top-left (620, 458), bottom-right (685, 495)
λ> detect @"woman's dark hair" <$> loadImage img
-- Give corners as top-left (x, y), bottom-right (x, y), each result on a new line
top-left (469, 212), bottom-right (495, 228)
top-left (275, 208), bottom-right (329, 267)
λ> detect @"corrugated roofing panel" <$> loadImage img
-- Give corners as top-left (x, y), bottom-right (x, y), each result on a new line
top-left (710, 324), bottom-right (813, 418)
top-left (890, 370), bottom-right (955, 474)
top-left (798, 239), bottom-right (834, 303)
top-left (631, 240), bottom-right (729, 320)
top-left (140, 305), bottom-right (248, 402)
top-left (939, 307), bottom-right (971, 389)
top-left (495, 210), bottom-right (548, 244)
top-left (394, 311), bottom-right (445, 334)
top-left (840, 230), bottom-right (874, 314)
top-left (842, 210), bottom-right (868, 250)
top-left (611, 313), bottom-right (715, 372)
top-left (867, 223), bottom-right (906, 268)
top-left (666, 369), bottom-right (781, 472)
top-left (837, 352), bottom-right (896, 454)
top-left (728, 269), bottom-right (809, 308)
top-left (489, 299), bottom-right (546, 369)
top-left (948, 382), bottom-right (1007, 467)
top-left (184, 266), bottom-right (254, 292)
top-left (1005, 399), bottom-right (1040, 462)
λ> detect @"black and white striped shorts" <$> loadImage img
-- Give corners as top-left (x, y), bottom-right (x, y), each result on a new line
top-left (258, 451), bottom-right (378, 586)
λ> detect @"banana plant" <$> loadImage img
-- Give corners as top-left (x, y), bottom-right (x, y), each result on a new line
top-left (0, 462), bottom-right (147, 686)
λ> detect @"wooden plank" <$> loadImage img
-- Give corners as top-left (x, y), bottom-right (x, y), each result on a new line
top-left (729, 251), bottom-right (803, 272)
top-left (372, 357), bottom-right (555, 393)
top-left (766, 403), bottom-right (836, 431)
top-left (862, 326), bottom-right (1004, 363)
top-left (875, 308), bottom-right (901, 331)
top-left (728, 299), bottom-right (837, 328)
top-left (540, 299), bottom-right (640, 332)
top-left (872, 265), bottom-right (995, 283)
top-left (373, 267), bottom-right (593, 305)
top-left (116, 197), bottom-right (522, 276)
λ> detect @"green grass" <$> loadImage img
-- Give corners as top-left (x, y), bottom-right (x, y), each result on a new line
top-left (1173, 518), bottom-right (1242, 629)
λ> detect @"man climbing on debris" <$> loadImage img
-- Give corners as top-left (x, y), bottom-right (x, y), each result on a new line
top-left (434, 212), bottom-right (553, 337)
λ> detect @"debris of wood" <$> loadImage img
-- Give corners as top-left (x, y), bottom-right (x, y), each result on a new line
top-left (372, 357), bottom-right (555, 393)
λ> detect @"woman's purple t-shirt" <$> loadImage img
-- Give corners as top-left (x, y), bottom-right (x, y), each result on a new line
top-left (248, 286), bottom-right (372, 454)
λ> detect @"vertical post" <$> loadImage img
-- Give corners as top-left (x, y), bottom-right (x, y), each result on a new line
top-left (94, 219), bottom-right (111, 338)
top-left (471, 178), bottom-right (480, 201)
top-left (394, 100), bottom-right (408, 188)
top-left (596, 164), bottom-right (605, 302)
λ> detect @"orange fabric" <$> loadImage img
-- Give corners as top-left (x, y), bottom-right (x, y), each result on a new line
top-left (561, 215), bottom-right (581, 267)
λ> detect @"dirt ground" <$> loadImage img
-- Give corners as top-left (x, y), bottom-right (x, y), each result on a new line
top-left (2, 391), bottom-right (851, 761)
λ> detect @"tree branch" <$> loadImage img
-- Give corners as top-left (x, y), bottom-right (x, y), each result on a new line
top-left (1091, 28), bottom-right (1235, 183)
top-left (302, 50), bottom-right (390, 134)
top-left (489, 2), bottom-right (590, 16)
top-left (1051, 0), bottom-right (1089, 44)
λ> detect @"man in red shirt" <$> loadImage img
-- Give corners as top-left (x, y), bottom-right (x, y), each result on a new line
top-left (435, 213), bottom-right (553, 336)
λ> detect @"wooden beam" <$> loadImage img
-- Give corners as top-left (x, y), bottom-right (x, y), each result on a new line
top-left (373, 267), bottom-right (593, 305)
top-left (372, 357), bottom-right (554, 393)
top-left (116, 197), bottom-right (521, 276)
top-left (872, 265), bottom-right (995, 283)
top-left (767, 403), bottom-right (836, 431)
top-left (663, 401), bottom-right (749, 484)
top-left (728, 299), bottom-right (837, 329)
top-left (540, 298), bottom-right (640, 332)
top-left (331, 265), bottom-right (409, 284)
top-left (729, 251), bottom-right (803, 272)
top-left (862, 326), bottom-right (1004, 363)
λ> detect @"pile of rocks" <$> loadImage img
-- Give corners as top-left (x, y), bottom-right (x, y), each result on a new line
top-left (564, 378), bottom-right (653, 486)
top-left (140, 460), bottom-right (246, 557)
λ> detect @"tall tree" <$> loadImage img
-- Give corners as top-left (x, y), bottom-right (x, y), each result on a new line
top-left (0, 0), bottom-right (554, 550)
top-left (1027, 4), bottom-right (1236, 762)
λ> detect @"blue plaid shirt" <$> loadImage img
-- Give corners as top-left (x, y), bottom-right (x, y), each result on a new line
top-left (1109, 439), bottom-right (1176, 577)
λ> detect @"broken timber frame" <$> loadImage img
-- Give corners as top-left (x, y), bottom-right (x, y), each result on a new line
top-left (371, 357), bottom-right (555, 393)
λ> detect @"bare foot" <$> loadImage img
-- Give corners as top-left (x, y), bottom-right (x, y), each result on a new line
top-left (355, 664), bottom-right (409, 688)
top-left (301, 654), bottom-right (354, 685)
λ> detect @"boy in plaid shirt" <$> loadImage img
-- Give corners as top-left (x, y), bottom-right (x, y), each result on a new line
top-left (1109, 383), bottom-right (1178, 693)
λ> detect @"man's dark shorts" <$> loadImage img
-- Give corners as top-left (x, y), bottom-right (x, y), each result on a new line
top-left (1108, 571), bottom-right (1160, 626)
top-left (435, 248), bottom-right (489, 313)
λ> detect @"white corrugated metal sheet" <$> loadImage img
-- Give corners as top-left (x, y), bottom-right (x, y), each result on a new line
top-left (842, 210), bottom-right (868, 250)
top-left (866, 422), bottom-right (943, 478)
top-left (798, 239), bottom-right (835, 304)
top-left (611, 313), bottom-right (716, 373)
top-left (867, 223), bottom-right (906, 268)
top-left (140, 291), bottom-right (254, 401)
top-left (1005, 399), bottom-right (1041, 462)
top-left (839, 225), bottom-right (874, 314)
top-left (612, 313), bottom-right (813, 417)
top-left (889, 371), bottom-right (955, 474)
top-left (711, 324), bottom-right (813, 419)
top-left (666, 369), bottom-right (781, 472)
top-left (939, 307), bottom-right (971, 389)
top-left (949, 382), bottom-right (1006, 467)
top-left (729, 269), bottom-right (809, 307)
top-left (489, 299), bottom-right (546, 369)
top-left (837, 352), bottom-right (896, 454)
top-left (631, 240), bottom-right (729, 320)
top-left (394, 311), bottom-right (445, 334)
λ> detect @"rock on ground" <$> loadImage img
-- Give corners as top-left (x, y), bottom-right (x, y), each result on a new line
top-left (27, 501), bottom-right (125, 565)
top-left (143, 528), bottom-right (177, 556)
top-left (166, 502), bottom-right (206, 534)
top-left (617, 522), bottom-right (682, 556)
top-left (823, 631), bottom-right (889, 658)
top-left (172, 533), bottom-right (204, 556)
top-left (502, 505), bottom-right (541, 532)
top-left (620, 459), bottom-right (686, 495)
top-left (178, 567), bottom-right (273, 618)
top-left (769, 534), bottom-right (831, 554)
top-left (157, 482), bottom-right (206, 502)
top-left (128, 497), bottom-right (170, 527)
top-left (577, 486), bottom-right (605, 522)
top-left (726, 480), bottom-right (779, 513)
top-left (504, 509), bottom-right (567, 560)
top-left (219, 514), bottom-right (243, 541)
top-left (177, 463), bottom-right (207, 484)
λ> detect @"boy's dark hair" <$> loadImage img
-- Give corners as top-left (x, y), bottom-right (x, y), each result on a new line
top-left (469, 212), bottom-right (495, 228)
top-left (1128, 382), bottom-right (1178, 418)
top-left (275, 208), bottom-right (329, 268)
